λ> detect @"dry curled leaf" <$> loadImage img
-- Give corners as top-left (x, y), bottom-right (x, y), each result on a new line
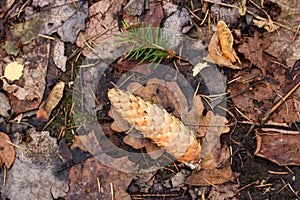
top-left (217, 21), bottom-right (237, 63)
top-left (0, 132), bottom-right (15, 169)
top-left (108, 88), bottom-right (202, 168)
top-left (37, 81), bottom-right (65, 121)
top-left (253, 18), bottom-right (279, 32)
top-left (204, 22), bottom-right (241, 69)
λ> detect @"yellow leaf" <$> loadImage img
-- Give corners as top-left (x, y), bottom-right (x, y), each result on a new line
top-left (4, 62), bottom-right (24, 81)
top-left (217, 21), bottom-right (237, 63)
top-left (36, 81), bottom-right (65, 121)
top-left (192, 62), bottom-right (209, 77)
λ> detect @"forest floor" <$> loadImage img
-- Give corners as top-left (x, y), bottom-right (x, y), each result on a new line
top-left (0, 0), bottom-right (300, 199)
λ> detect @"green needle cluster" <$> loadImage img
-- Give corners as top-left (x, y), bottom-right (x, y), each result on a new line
top-left (114, 21), bottom-right (175, 66)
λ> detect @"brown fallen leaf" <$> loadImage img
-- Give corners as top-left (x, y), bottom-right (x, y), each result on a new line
top-left (185, 145), bottom-right (237, 186)
top-left (0, 92), bottom-right (11, 117)
top-left (0, 132), bottom-right (15, 169)
top-left (2, 129), bottom-right (69, 199)
top-left (183, 95), bottom-right (230, 157)
top-left (52, 40), bottom-right (67, 72)
top-left (255, 130), bottom-right (300, 166)
top-left (65, 135), bottom-right (134, 200)
top-left (115, 58), bottom-right (150, 73)
top-left (204, 25), bottom-right (241, 69)
top-left (37, 81), bottom-right (65, 121)
top-left (66, 157), bottom-right (133, 200)
top-left (123, 135), bottom-right (165, 160)
top-left (237, 31), bottom-right (271, 68)
top-left (264, 1), bottom-right (300, 68)
top-left (75, 0), bottom-right (125, 57)
top-left (123, 2), bottom-right (164, 28)
top-left (37, 1), bottom-right (88, 43)
top-left (123, 0), bottom-right (146, 16)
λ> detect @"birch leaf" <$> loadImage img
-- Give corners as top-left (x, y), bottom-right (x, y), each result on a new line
top-left (3, 62), bottom-right (24, 81)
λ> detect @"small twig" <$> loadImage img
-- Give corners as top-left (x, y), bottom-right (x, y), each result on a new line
top-left (193, 82), bottom-right (200, 98)
top-left (260, 81), bottom-right (300, 125)
top-left (236, 180), bottom-right (260, 193)
top-left (125, 125), bottom-right (134, 134)
top-left (14, 0), bottom-right (30, 18)
top-left (238, 120), bottom-right (289, 127)
top-left (186, 7), bottom-right (201, 21)
top-left (283, 180), bottom-right (300, 200)
top-left (42, 109), bottom-right (61, 131)
top-left (277, 178), bottom-right (289, 194)
top-left (110, 182), bottom-right (114, 200)
top-left (117, 73), bottom-right (135, 88)
top-left (204, 178), bottom-right (217, 187)
top-left (235, 107), bottom-right (252, 122)
top-left (97, 177), bottom-right (101, 193)
top-left (37, 34), bottom-right (56, 41)
top-left (268, 170), bottom-right (288, 175)
top-left (200, 9), bottom-right (210, 26)
top-left (261, 128), bottom-right (299, 134)
top-left (3, 167), bottom-right (6, 186)
top-left (5, 140), bottom-right (25, 150)
top-left (271, 60), bottom-right (289, 69)
top-left (292, 25), bottom-right (300, 42)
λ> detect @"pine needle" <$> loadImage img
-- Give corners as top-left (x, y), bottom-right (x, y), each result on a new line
top-left (114, 21), bottom-right (175, 67)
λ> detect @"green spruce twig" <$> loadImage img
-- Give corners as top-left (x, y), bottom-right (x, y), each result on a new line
top-left (114, 20), bottom-right (176, 67)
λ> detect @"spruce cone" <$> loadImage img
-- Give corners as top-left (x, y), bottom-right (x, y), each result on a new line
top-left (108, 88), bottom-right (202, 167)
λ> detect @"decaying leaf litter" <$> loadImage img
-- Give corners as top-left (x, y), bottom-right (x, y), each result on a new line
top-left (0, 0), bottom-right (300, 199)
